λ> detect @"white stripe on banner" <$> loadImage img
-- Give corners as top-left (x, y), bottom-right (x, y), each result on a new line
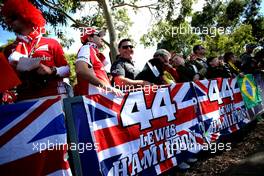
top-left (155, 164), bottom-right (161, 175)
top-left (233, 102), bottom-right (244, 109)
top-left (47, 168), bottom-right (72, 176)
top-left (97, 139), bottom-right (140, 162)
top-left (170, 83), bottom-right (176, 90)
top-left (176, 118), bottom-right (199, 132)
top-left (83, 98), bottom-right (118, 131)
top-left (96, 118), bottom-right (199, 163)
top-left (243, 117), bottom-right (251, 124)
top-left (91, 117), bottom-right (118, 131)
top-left (192, 81), bottom-right (209, 102)
top-left (200, 110), bottom-right (220, 121)
top-left (0, 100), bottom-right (64, 164)
top-left (171, 157), bottom-right (177, 166)
top-left (174, 84), bottom-right (197, 109)
top-left (200, 101), bottom-right (245, 122)
top-left (231, 77), bottom-right (240, 94)
top-left (197, 95), bottom-right (208, 102)
top-left (0, 100), bottom-right (44, 136)
top-left (88, 84), bottom-right (123, 105)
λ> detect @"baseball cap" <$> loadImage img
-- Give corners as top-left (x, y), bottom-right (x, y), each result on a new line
top-left (80, 27), bottom-right (106, 44)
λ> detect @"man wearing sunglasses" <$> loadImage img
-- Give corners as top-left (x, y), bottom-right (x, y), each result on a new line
top-left (111, 38), bottom-right (151, 88)
top-left (75, 27), bottom-right (122, 96)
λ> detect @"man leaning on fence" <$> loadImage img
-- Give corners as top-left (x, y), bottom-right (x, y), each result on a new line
top-left (111, 38), bottom-right (151, 89)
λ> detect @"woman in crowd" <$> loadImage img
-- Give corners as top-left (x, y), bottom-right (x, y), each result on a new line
top-left (136, 49), bottom-right (179, 84)
top-left (170, 54), bottom-right (201, 82)
top-left (206, 56), bottom-right (232, 79)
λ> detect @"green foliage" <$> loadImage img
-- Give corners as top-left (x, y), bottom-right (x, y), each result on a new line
top-left (57, 0), bottom-right (82, 13)
top-left (65, 53), bottom-right (77, 86)
top-left (0, 0), bottom-right (133, 49)
top-left (56, 32), bottom-right (74, 49)
top-left (83, 7), bottom-right (133, 39)
top-left (200, 24), bottom-right (256, 57)
top-left (1, 0), bottom-right (263, 59)
top-left (113, 9), bottom-right (133, 39)
top-left (0, 39), bottom-right (15, 52)
top-left (243, 0), bottom-right (264, 40)
top-left (141, 20), bottom-right (200, 57)
top-left (191, 0), bottom-right (223, 28)
top-left (230, 25), bottom-right (256, 54)
top-left (141, 0), bottom-right (197, 56)
top-left (140, 21), bottom-right (169, 47)
top-left (142, 0), bottom-right (263, 58)
top-left (217, 0), bottom-right (246, 28)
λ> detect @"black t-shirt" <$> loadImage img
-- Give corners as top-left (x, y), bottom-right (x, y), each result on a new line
top-left (240, 53), bottom-right (256, 74)
top-left (189, 59), bottom-right (207, 78)
top-left (136, 58), bottom-right (164, 84)
top-left (206, 65), bottom-right (232, 79)
top-left (177, 63), bottom-right (197, 82)
top-left (111, 57), bottom-right (140, 80)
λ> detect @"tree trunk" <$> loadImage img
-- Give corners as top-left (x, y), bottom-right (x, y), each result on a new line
top-left (99, 0), bottom-right (118, 63)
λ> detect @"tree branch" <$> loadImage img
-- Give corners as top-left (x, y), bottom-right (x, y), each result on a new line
top-left (102, 39), bottom-right (110, 47)
top-left (111, 3), bottom-right (157, 10)
top-left (40, 0), bottom-right (88, 27)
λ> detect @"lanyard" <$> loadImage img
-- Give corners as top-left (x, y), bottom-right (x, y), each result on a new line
top-left (18, 33), bottom-right (42, 58)
top-left (28, 36), bottom-right (42, 58)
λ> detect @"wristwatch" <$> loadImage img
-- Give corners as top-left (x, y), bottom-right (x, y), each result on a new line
top-left (50, 66), bottom-right (57, 76)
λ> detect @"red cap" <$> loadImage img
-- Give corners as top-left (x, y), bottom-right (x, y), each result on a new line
top-left (80, 27), bottom-right (105, 44)
top-left (1, 0), bottom-right (46, 28)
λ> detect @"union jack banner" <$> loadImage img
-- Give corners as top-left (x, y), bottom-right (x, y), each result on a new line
top-left (192, 77), bottom-right (251, 143)
top-left (83, 83), bottom-right (205, 176)
top-left (0, 96), bottom-right (72, 176)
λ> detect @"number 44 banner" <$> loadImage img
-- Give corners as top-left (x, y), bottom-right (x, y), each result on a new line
top-left (82, 83), bottom-right (205, 176)
top-left (192, 77), bottom-right (251, 143)
top-left (80, 77), bottom-right (253, 176)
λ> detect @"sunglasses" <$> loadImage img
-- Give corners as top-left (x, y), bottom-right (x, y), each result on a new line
top-left (122, 45), bottom-right (134, 49)
top-left (92, 33), bottom-right (102, 37)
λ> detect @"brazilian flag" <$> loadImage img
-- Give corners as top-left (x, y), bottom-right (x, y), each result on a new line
top-left (237, 74), bottom-right (262, 109)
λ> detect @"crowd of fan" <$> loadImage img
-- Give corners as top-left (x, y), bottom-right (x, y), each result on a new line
top-left (2, 32), bottom-right (264, 103)
top-left (108, 40), bottom-right (264, 90)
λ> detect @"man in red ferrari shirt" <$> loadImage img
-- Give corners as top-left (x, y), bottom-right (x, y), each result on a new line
top-left (75, 27), bottom-right (122, 96)
top-left (2, 0), bottom-right (70, 101)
